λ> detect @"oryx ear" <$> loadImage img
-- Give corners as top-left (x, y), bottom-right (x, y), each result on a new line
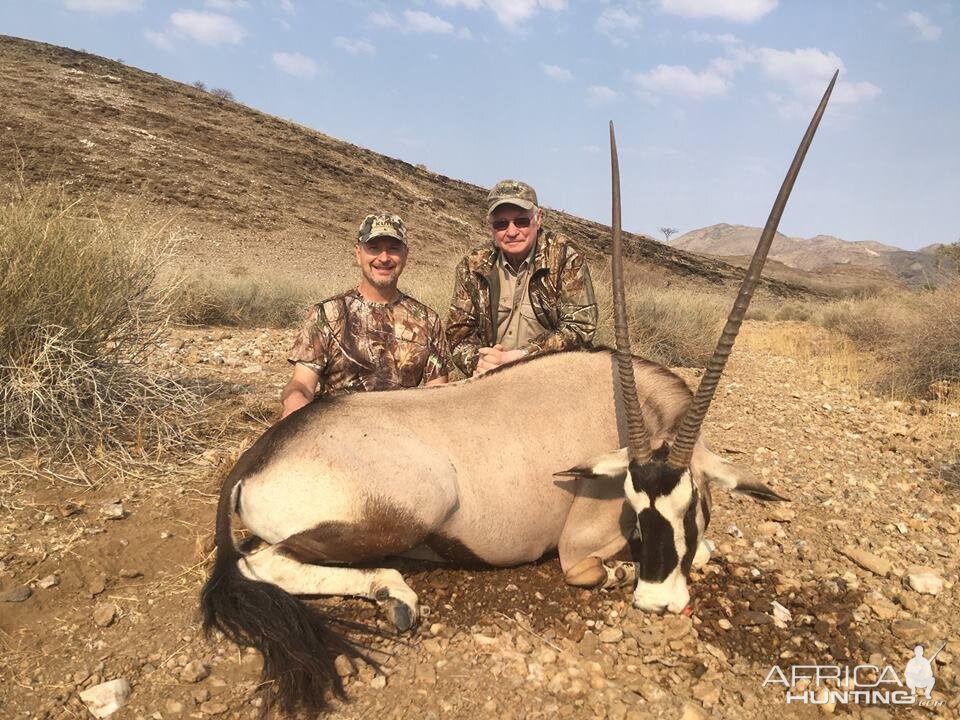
top-left (732, 481), bottom-right (789, 502)
top-left (694, 447), bottom-right (789, 502)
top-left (555, 448), bottom-right (628, 481)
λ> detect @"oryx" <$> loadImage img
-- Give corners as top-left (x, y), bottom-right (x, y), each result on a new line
top-left (201, 73), bottom-right (837, 716)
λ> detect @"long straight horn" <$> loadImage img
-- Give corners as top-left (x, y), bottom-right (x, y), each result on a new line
top-left (667, 70), bottom-right (839, 469)
top-left (610, 121), bottom-right (652, 463)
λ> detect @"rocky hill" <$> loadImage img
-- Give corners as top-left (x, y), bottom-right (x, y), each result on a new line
top-left (0, 35), bottom-right (815, 298)
top-left (670, 224), bottom-right (956, 288)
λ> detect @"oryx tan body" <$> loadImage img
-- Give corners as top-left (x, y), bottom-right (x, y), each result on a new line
top-left (235, 349), bottom-right (701, 575)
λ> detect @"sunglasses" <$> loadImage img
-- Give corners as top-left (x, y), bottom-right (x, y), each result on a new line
top-left (490, 216), bottom-right (533, 232)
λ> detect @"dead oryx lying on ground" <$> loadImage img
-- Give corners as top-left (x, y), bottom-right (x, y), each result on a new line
top-left (201, 74), bottom-right (836, 715)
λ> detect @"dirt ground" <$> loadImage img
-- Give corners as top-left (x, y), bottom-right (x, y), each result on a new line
top-left (1, 322), bottom-right (958, 720)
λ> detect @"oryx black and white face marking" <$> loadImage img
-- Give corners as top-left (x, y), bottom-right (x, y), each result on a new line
top-left (623, 458), bottom-right (710, 613)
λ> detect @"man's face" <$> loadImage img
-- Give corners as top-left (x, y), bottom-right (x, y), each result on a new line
top-left (490, 203), bottom-right (541, 264)
top-left (356, 236), bottom-right (408, 289)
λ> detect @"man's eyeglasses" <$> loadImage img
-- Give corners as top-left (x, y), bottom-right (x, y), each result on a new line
top-left (491, 216), bottom-right (533, 232)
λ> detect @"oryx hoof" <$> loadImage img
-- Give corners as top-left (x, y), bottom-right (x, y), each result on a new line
top-left (382, 598), bottom-right (416, 633)
top-left (601, 560), bottom-right (636, 590)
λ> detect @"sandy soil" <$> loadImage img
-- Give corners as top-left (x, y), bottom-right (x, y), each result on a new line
top-left (1, 322), bottom-right (957, 720)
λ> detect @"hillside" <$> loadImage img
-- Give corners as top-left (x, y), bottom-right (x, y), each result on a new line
top-left (0, 35), bottom-right (815, 299)
top-left (670, 224), bottom-right (956, 288)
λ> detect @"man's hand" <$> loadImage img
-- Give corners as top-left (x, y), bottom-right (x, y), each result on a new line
top-left (473, 344), bottom-right (527, 376)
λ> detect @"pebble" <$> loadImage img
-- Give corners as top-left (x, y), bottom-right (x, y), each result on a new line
top-left (199, 700), bottom-right (228, 715)
top-left (38, 574), bottom-right (60, 589)
top-left (101, 502), bottom-right (125, 520)
top-left (370, 675), bottom-right (387, 689)
top-left (905, 566), bottom-right (944, 596)
top-left (180, 661), bottom-right (211, 683)
top-left (840, 547), bottom-right (891, 577)
top-left (598, 628), bottom-right (623, 644)
top-left (334, 654), bottom-right (356, 677)
top-left (78, 679), bottom-right (132, 719)
top-left (0, 585), bottom-right (32, 602)
top-left (891, 619), bottom-right (939, 643)
top-left (580, 631), bottom-right (599, 657)
top-left (164, 699), bottom-right (185, 715)
top-left (93, 603), bottom-right (117, 628)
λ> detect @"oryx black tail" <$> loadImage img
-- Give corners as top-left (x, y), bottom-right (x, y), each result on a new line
top-left (200, 434), bottom-right (362, 717)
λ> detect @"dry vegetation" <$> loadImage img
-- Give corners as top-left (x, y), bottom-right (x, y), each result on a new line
top-left (0, 179), bottom-right (207, 466)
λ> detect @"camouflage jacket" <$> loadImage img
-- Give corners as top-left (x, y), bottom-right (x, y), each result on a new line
top-left (446, 230), bottom-right (598, 375)
top-left (289, 288), bottom-right (449, 398)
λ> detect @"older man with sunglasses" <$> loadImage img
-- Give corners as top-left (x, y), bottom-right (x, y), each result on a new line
top-left (446, 180), bottom-right (598, 376)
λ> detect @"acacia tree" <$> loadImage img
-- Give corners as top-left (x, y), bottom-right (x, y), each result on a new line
top-left (659, 227), bottom-right (679, 242)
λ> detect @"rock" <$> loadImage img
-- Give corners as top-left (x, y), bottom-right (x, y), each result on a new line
top-left (78, 679), bottom-right (132, 718)
top-left (580, 631), bottom-right (599, 657)
top-left (692, 679), bottom-right (720, 704)
top-left (101, 502), bottom-right (125, 520)
top-left (414, 662), bottom-right (436, 685)
top-left (865, 596), bottom-right (898, 620)
top-left (905, 566), bottom-right (943, 596)
top-left (370, 674), bottom-right (387, 689)
top-left (840, 547), bottom-right (891, 577)
top-left (473, 633), bottom-right (498, 647)
top-left (180, 661), bottom-right (210, 683)
top-left (768, 507), bottom-right (796, 522)
top-left (163, 698), bottom-right (185, 715)
top-left (93, 603), bottom-right (117, 628)
top-left (38, 574), bottom-right (60, 589)
top-left (717, 619), bottom-right (732, 630)
top-left (0, 585), bottom-right (32, 602)
top-left (88, 574), bottom-right (107, 596)
top-left (199, 700), bottom-right (228, 715)
top-left (771, 601), bottom-right (792, 624)
top-left (241, 364), bottom-right (262, 374)
top-left (334, 654), bottom-right (356, 677)
top-left (681, 701), bottom-right (709, 720)
top-left (598, 628), bottom-right (623, 644)
top-left (891, 619), bottom-right (939, 643)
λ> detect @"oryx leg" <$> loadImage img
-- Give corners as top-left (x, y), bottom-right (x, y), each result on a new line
top-left (240, 545), bottom-right (420, 631)
top-left (558, 488), bottom-right (636, 590)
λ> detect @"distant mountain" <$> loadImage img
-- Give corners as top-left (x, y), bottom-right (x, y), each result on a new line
top-left (669, 224), bottom-right (956, 287)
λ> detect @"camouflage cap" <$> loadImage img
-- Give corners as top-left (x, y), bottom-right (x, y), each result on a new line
top-left (487, 179), bottom-right (538, 215)
top-left (357, 212), bottom-right (407, 245)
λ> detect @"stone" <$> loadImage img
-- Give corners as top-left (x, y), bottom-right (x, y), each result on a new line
top-left (78, 679), bottom-right (132, 718)
top-left (598, 627), bottom-right (623, 644)
top-left (164, 699), bottom-right (185, 715)
top-left (905, 566), bottom-right (944, 596)
top-left (681, 701), bottom-right (709, 720)
top-left (93, 602), bottom-right (117, 627)
top-left (101, 502), bottom-right (125, 520)
top-left (180, 661), bottom-right (210, 683)
top-left (370, 674), bottom-right (387, 689)
top-left (891, 619), bottom-right (939, 643)
top-left (841, 547), bottom-right (891, 577)
top-left (199, 701), bottom-right (228, 715)
top-left (414, 662), bottom-right (437, 685)
top-left (38, 574), bottom-right (60, 589)
top-left (768, 507), bottom-right (796, 522)
top-left (0, 585), bottom-right (31, 602)
top-left (580, 631), bottom-right (599, 657)
top-left (334, 654), bottom-right (356, 677)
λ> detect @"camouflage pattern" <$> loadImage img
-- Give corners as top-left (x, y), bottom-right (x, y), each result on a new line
top-left (446, 230), bottom-right (598, 375)
top-left (358, 212), bottom-right (407, 245)
top-left (289, 289), bottom-right (449, 397)
top-left (487, 179), bottom-right (538, 214)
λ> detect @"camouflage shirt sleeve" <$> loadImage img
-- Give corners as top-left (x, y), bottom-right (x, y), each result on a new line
top-left (287, 304), bottom-right (333, 376)
top-left (445, 257), bottom-right (484, 376)
top-left (422, 309), bottom-right (451, 382)
top-left (525, 240), bottom-right (598, 355)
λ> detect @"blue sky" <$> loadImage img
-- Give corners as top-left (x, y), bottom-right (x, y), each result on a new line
top-left (2, 1), bottom-right (957, 250)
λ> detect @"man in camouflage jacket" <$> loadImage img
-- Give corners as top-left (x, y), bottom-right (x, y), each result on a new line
top-left (281, 212), bottom-right (449, 418)
top-left (446, 179), bottom-right (598, 376)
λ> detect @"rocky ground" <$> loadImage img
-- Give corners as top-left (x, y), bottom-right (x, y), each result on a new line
top-left (1, 322), bottom-right (958, 720)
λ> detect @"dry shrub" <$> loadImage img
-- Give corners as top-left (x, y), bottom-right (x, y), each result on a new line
top-left (593, 270), bottom-right (726, 367)
top-left (170, 274), bottom-right (319, 328)
top-left (0, 179), bottom-right (204, 462)
top-left (816, 293), bottom-right (916, 349)
top-left (774, 302), bottom-right (814, 322)
top-left (875, 284), bottom-right (960, 396)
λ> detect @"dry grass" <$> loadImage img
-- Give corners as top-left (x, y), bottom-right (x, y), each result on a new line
top-left (0, 178), bottom-right (209, 468)
top-left (169, 273), bottom-right (321, 328)
top-left (593, 268), bottom-right (727, 367)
